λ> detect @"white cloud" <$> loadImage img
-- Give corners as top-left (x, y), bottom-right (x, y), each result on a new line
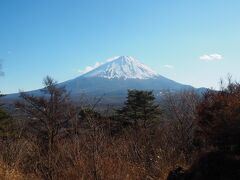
top-left (78, 62), bottom-right (103, 74)
top-left (199, 53), bottom-right (223, 61)
top-left (78, 56), bottom-right (120, 74)
top-left (106, 56), bottom-right (120, 62)
top-left (164, 64), bottom-right (174, 69)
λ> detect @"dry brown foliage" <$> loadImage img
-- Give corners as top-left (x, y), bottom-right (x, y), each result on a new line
top-left (0, 79), bottom-right (199, 179)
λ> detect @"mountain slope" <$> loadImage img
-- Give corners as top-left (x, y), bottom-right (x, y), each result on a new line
top-left (5, 56), bottom-right (206, 104)
top-left (61, 56), bottom-right (198, 97)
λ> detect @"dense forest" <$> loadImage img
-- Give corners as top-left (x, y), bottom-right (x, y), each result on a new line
top-left (0, 76), bottom-right (240, 180)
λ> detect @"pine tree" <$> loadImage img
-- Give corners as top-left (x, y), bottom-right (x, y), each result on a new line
top-left (116, 90), bottom-right (162, 174)
top-left (117, 90), bottom-right (161, 129)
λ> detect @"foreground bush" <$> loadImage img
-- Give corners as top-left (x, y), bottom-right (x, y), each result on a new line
top-left (197, 81), bottom-right (240, 154)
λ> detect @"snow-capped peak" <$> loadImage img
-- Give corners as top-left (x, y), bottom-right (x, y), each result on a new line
top-left (81, 56), bottom-right (159, 80)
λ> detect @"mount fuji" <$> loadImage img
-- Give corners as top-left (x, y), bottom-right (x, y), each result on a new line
top-left (5, 56), bottom-right (206, 104)
top-left (59, 56), bottom-right (204, 98)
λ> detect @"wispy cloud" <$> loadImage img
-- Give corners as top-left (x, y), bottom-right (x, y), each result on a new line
top-left (199, 53), bottom-right (223, 61)
top-left (78, 62), bottom-right (103, 74)
top-left (78, 56), bottom-right (120, 74)
top-left (164, 64), bottom-right (174, 69)
top-left (106, 56), bottom-right (120, 62)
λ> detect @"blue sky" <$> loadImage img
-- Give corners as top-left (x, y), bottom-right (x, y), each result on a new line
top-left (1, 0), bottom-right (240, 93)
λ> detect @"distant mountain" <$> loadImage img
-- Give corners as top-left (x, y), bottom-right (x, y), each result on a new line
top-left (5, 56), bottom-right (206, 105)
top-left (60, 56), bottom-right (205, 96)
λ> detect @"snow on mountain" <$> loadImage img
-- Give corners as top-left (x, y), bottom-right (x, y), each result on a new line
top-left (81, 56), bottom-right (159, 80)
top-left (4, 55), bottom-right (207, 104)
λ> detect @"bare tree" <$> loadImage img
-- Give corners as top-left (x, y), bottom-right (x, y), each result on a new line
top-left (163, 90), bottom-right (200, 160)
top-left (77, 96), bottom-right (107, 180)
top-left (197, 80), bottom-right (240, 154)
top-left (16, 76), bottom-right (76, 179)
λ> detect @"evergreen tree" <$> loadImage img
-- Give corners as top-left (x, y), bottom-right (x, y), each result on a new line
top-left (116, 90), bottom-right (162, 173)
top-left (117, 90), bottom-right (161, 129)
